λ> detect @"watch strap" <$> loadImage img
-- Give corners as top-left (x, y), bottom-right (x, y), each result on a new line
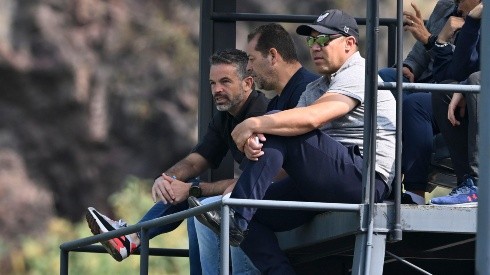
top-left (190, 178), bottom-right (201, 187)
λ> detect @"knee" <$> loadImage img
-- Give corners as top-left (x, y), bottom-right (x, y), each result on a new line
top-left (402, 95), bottom-right (420, 115)
top-left (378, 67), bottom-right (396, 82)
top-left (466, 71), bottom-right (481, 85)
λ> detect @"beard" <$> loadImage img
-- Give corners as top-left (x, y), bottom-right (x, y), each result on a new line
top-left (254, 75), bottom-right (275, 91)
top-left (214, 91), bottom-right (245, 112)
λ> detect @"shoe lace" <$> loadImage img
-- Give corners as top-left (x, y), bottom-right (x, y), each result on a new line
top-left (449, 183), bottom-right (475, 196)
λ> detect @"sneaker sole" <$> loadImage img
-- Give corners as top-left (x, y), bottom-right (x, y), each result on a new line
top-left (85, 208), bottom-right (124, 262)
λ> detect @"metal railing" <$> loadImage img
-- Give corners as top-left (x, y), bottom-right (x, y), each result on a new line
top-left (59, 197), bottom-right (365, 274)
top-left (59, 196), bottom-right (364, 275)
top-left (59, 200), bottom-right (221, 275)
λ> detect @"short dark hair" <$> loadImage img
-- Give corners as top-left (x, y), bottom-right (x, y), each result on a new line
top-left (209, 49), bottom-right (249, 80)
top-left (247, 23), bottom-right (299, 63)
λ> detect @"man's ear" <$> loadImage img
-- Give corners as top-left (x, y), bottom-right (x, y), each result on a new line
top-left (269, 48), bottom-right (279, 64)
top-left (243, 76), bottom-right (254, 90)
top-left (345, 36), bottom-right (357, 51)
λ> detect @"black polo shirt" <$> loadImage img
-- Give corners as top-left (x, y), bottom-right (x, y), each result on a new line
top-left (192, 90), bottom-right (270, 168)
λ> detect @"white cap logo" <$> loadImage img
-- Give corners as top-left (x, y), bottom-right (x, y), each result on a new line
top-left (317, 12), bottom-right (329, 22)
top-left (343, 26), bottom-right (350, 33)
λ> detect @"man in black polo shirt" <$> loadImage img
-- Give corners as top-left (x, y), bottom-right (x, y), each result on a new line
top-left (84, 49), bottom-right (269, 274)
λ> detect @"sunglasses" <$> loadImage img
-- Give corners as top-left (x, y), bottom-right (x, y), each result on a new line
top-left (306, 34), bottom-right (342, 48)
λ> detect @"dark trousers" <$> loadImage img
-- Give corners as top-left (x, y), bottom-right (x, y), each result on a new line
top-left (231, 129), bottom-right (388, 274)
top-left (379, 67), bottom-right (438, 192)
top-left (431, 71), bottom-right (480, 182)
top-left (402, 92), bottom-right (439, 191)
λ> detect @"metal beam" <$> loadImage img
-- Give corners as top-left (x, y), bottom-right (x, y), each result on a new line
top-left (476, 0), bottom-right (490, 273)
top-left (198, 0), bottom-right (236, 182)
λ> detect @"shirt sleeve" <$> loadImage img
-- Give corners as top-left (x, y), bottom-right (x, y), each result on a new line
top-left (403, 0), bottom-right (453, 80)
top-left (328, 62), bottom-right (365, 103)
top-left (433, 16), bottom-right (480, 82)
top-left (191, 114), bottom-right (229, 169)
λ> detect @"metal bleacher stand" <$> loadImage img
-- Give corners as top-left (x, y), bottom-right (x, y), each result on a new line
top-left (60, 0), bottom-right (490, 274)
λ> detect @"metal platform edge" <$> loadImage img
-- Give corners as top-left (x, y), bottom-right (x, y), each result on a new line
top-left (277, 203), bottom-right (477, 251)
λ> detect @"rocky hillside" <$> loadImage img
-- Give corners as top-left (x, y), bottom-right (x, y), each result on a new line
top-left (0, 0), bottom-right (200, 239)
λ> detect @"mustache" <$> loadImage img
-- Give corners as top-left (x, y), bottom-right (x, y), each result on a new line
top-left (213, 94), bottom-right (230, 101)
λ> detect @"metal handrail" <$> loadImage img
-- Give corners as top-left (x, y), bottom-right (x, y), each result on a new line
top-left (218, 197), bottom-right (363, 275)
top-left (69, 244), bottom-right (189, 257)
top-left (212, 12), bottom-right (401, 25)
top-left (379, 82), bottom-right (481, 93)
top-left (59, 200), bottom-right (221, 275)
top-left (60, 197), bottom-right (363, 275)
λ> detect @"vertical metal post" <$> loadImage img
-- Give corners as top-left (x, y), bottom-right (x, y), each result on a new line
top-left (387, 24), bottom-right (397, 67)
top-left (368, 233), bottom-right (387, 274)
top-left (198, 0), bottom-right (236, 183)
top-left (139, 229), bottom-right (150, 275)
top-left (60, 249), bottom-right (69, 275)
top-left (391, 0), bottom-right (404, 242)
top-left (199, 0), bottom-right (215, 182)
top-left (358, 0), bottom-right (380, 273)
top-left (220, 205), bottom-right (230, 275)
top-left (476, 0), bottom-right (490, 273)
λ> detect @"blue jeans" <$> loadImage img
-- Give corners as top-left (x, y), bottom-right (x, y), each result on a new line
top-left (138, 200), bottom-right (202, 275)
top-left (195, 195), bottom-right (260, 275)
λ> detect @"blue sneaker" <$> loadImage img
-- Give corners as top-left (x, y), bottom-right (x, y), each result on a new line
top-left (429, 176), bottom-right (478, 206)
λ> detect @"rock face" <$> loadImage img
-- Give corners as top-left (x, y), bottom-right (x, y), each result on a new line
top-left (0, 0), bottom-right (201, 226)
top-left (0, 149), bottom-right (54, 240)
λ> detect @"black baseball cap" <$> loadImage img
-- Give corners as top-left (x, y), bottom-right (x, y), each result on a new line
top-left (296, 9), bottom-right (359, 41)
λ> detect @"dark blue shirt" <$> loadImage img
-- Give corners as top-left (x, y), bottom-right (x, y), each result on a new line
top-left (267, 67), bottom-right (320, 111)
top-left (432, 16), bottom-right (480, 82)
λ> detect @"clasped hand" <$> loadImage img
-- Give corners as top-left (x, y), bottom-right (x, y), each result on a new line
top-left (152, 173), bottom-right (190, 204)
top-left (231, 117), bottom-right (266, 160)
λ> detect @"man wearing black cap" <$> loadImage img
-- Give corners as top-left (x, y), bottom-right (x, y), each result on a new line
top-left (191, 9), bottom-right (396, 274)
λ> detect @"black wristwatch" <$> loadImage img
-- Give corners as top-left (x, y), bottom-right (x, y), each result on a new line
top-left (188, 178), bottom-right (202, 198)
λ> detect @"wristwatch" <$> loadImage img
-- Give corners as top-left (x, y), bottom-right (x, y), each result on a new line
top-left (188, 178), bottom-right (202, 198)
top-left (434, 41), bottom-right (449, 48)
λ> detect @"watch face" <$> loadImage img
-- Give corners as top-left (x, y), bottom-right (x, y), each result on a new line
top-left (189, 186), bottom-right (202, 198)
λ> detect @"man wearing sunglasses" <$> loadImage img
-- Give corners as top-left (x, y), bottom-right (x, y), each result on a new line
top-left (191, 9), bottom-right (396, 274)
